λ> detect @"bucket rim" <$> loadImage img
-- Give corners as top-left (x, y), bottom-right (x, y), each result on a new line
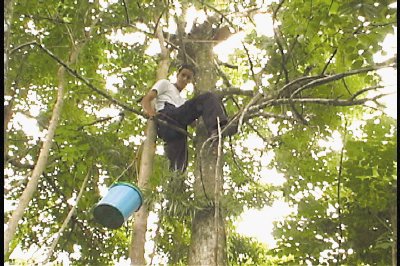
top-left (110, 182), bottom-right (143, 203)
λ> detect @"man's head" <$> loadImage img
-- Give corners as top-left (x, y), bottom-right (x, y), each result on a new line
top-left (178, 64), bottom-right (196, 76)
top-left (176, 64), bottom-right (195, 91)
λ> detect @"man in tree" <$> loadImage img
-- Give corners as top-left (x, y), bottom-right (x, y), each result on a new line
top-left (141, 64), bottom-right (229, 172)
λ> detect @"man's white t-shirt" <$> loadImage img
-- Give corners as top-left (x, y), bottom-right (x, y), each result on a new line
top-left (151, 79), bottom-right (186, 111)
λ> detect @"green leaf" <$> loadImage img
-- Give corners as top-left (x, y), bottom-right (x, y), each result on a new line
top-left (352, 59), bottom-right (364, 69)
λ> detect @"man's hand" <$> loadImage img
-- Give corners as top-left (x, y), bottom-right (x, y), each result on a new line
top-left (144, 109), bottom-right (157, 119)
top-left (141, 90), bottom-right (158, 119)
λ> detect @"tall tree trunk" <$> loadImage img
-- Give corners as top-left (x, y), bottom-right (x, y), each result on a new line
top-left (130, 25), bottom-right (170, 266)
top-left (188, 37), bottom-right (227, 266)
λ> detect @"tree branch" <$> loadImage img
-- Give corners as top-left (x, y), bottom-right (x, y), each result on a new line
top-left (42, 172), bottom-right (104, 249)
top-left (242, 42), bottom-right (257, 82)
top-left (277, 75), bottom-right (324, 97)
top-left (32, 42), bottom-right (144, 115)
top-left (215, 58), bottom-right (238, 70)
top-left (274, 25), bottom-right (289, 84)
top-left (350, 85), bottom-right (384, 100)
top-left (237, 92), bottom-right (263, 133)
top-left (197, 0), bottom-right (236, 29)
top-left (220, 88), bottom-right (392, 138)
top-left (77, 115), bottom-right (120, 130)
top-left (216, 87), bottom-right (254, 98)
top-left (272, 0), bottom-right (286, 21)
top-left (290, 60), bottom-right (396, 98)
top-left (20, 14), bottom-right (72, 25)
top-left (247, 111), bottom-right (300, 122)
top-left (8, 41), bottom-right (38, 55)
top-left (44, 167), bottom-right (92, 264)
top-left (121, 0), bottom-right (130, 24)
top-left (320, 47), bottom-right (338, 75)
top-left (214, 60), bottom-right (234, 89)
top-left (5, 155), bottom-right (34, 170)
top-left (288, 97), bottom-right (308, 125)
top-left (254, 93), bottom-right (391, 110)
top-left (28, 42), bottom-right (189, 136)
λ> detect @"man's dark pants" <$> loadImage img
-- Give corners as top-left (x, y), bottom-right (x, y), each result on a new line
top-left (156, 92), bottom-right (228, 172)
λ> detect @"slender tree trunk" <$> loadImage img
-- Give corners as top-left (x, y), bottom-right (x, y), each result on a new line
top-left (130, 25), bottom-right (170, 266)
top-left (129, 121), bottom-right (156, 265)
top-left (156, 25), bottom-right (170, 80)
top-left (188, 37), bottom-right (227, 266)
top-left (4, 59), bottom-right (67, 255)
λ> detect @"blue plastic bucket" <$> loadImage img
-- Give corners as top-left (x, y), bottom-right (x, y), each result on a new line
top-left (93, 182), bottom-right (143, 229)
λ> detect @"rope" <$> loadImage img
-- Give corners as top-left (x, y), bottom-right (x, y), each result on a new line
top-left (111, 156), bottom-right (137, 184)
top-left (199, 133), bottom-right (219, 202)
top-left (214, 117), bottom-right (223, 264)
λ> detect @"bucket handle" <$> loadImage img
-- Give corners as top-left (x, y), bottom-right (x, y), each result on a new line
top-left (110, 158), bottom-right (137, 184)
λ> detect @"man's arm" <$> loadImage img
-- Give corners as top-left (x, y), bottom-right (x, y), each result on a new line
top-left (141, 90), bottom-right (158, 118)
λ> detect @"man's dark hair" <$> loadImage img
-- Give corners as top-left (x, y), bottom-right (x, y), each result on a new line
top-left (178, 64), bottom-right (196, 76)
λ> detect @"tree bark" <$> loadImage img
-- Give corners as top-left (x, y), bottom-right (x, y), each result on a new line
top-left (188, 28), bottom-right (227, 265)
top-left (189, 207), bottom-right (227, 265)
top-left (130, 25), bottom-right (170, 266)
top-left (129, 120), bottom-right (157, 266)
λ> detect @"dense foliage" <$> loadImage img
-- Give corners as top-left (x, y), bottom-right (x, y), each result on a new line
top-left (4, 0), bottom-right (396, 265)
